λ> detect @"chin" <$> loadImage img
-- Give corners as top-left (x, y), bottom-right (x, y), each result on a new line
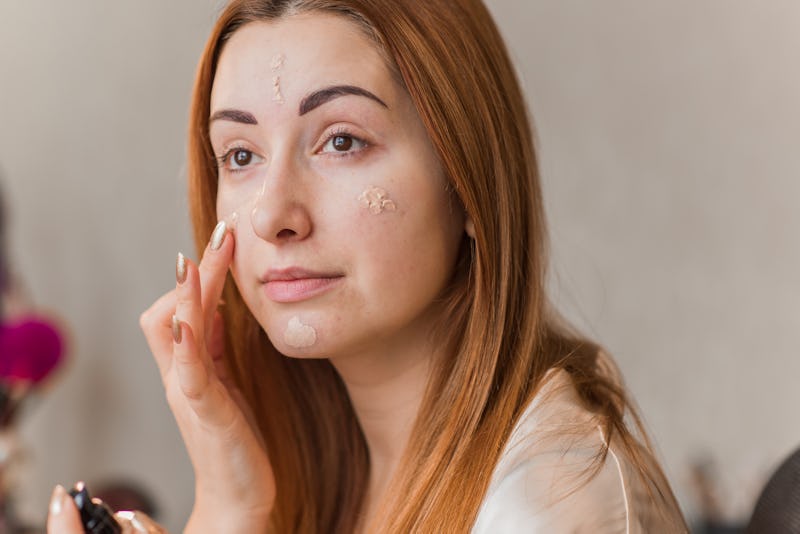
top-left (258, 312), bottom-right (326, 359)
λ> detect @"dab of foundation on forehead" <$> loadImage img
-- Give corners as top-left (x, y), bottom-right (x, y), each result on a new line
top-left (272, 76), bottom-right (284, 104)
top-left (271, 53), bottom-right (285, 71)
top-left (358, 186), bottom-right (397, 214)
top-left (284, 316), bottom-right (317, 348)
top-left (271, 52), bottom-right (286, 104)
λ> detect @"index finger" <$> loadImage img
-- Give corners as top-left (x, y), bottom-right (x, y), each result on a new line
top-left (47, 485), bottom-right (84, 534)
top-left (198, 220), bottom-right (235, 336)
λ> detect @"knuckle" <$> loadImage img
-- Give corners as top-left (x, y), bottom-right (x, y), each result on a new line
top-left (179, 373), bottom-right (207, 401)
top-left (139, 310), bottom-right (153, 330)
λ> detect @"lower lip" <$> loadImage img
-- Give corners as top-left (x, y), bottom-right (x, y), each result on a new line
top-left (264, 276), bottom-right (343, 303)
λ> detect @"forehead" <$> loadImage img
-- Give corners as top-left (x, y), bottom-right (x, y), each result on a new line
top-left (211, 14), bottom-right (395, 111)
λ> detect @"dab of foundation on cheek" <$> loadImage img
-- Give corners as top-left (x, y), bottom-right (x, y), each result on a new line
top-left (358, 186), bottom-right (397, 214)
top-left (284, 316), bottom-right (317, 348)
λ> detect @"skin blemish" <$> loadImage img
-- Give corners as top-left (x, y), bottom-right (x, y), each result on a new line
top-left (284, 316), bottom-right (317, 348)
top-left (358, 186), bottom-right (397, 214)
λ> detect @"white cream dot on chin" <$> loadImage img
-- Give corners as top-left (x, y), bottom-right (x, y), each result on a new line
top-left (358, 186), bottom-right (397, 214)
top-left (284, 316), bottom-right (317, 348)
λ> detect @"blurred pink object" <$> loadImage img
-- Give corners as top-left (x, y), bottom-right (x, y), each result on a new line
top-left (0, 316), bottom-right (64, 384)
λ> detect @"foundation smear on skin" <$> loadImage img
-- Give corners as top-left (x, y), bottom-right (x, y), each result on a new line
top-left (272, 76), bottom-right (284, 103)
top-left (227, 211), bottom-right (239, 231)
top-left (271, 53), bottom-right (285, 104)
top-left (284, 316), bottom-right (317, 348)
top-left (358, 186), bottom-right (397, 214)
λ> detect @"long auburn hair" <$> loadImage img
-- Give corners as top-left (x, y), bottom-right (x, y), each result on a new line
top-left (187, 0), bottom-right (686, 532)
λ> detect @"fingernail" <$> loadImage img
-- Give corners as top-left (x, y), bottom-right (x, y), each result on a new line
top-left (172, 315), bottom-right (182, 344)
top-left (176, 252), bottom-right (187, 284)
top-left (210, 221), bottom-right (227, 251)
top-left (49, 484), bottom-right (67, 516)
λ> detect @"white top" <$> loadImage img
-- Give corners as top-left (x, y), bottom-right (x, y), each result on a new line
top-left (472, 370), bottom-right (685, 533)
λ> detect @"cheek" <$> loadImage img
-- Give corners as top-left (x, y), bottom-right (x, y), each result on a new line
top-left (217, 179), bottom-right (268, 240)
top-left (344, 194), bottom-right (420, 283)
top-left (347, 181), bottom-right (462, 291)
top-left (358, 186), bottom-right (397, 214)
top-left (216, 184), bottom-right (247, 222)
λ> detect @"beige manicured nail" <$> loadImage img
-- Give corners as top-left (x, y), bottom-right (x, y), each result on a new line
top-left (116, 510), bottom-right (165, 533)
top-left (210, 221), bottom-right (227, 251)
top-left (176, 252), bottom-right (187, 284)
top-left (49, 484), bottom-right (67, 516)
top-left (172, 315), bottom-right (182, 344)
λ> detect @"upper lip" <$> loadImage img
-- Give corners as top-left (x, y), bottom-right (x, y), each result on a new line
top-left (260, 267), bottom-right (343, 283)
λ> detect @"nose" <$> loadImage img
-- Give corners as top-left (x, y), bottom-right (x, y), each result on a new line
top-left (250, 159), bottom-right (312, 244)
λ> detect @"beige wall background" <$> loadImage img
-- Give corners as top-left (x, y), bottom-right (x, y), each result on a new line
top-left (0, 1), bottom-right (797, 530)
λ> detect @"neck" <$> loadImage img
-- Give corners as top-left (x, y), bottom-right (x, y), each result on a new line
top-left (329, 321), bottom-right (440, 498)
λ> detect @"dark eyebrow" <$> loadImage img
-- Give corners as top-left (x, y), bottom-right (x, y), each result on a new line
top-left (209, 109), bottom-right (258, 125)
top-left (299, 85), bottom-right (388, 116)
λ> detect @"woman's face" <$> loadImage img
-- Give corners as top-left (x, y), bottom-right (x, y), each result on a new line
top-left (210, 14), bottom-right (465, 358)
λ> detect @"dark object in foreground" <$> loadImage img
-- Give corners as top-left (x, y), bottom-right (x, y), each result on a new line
top-left (747, 446), bottom-right (800, 534)
top-left (68, 482), bottom-right (121, 534)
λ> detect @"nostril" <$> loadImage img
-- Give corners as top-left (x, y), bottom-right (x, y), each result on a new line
top-left (277, 228), bottom-right (296, 239)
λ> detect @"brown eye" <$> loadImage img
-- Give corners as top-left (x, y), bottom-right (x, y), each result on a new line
top-left (320, 132), bottom-right (366, 155)
top-left (332, 135), bottom-right (353, 151)
top-left (233, 149), bottom-right (253, 166)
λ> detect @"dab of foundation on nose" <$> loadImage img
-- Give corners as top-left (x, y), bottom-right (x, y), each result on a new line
top-left (359, 186), bottom-right (397, 214)
top-left (284, 316), bottom-right (317, 348)
top-left (249, 179), bottom-right (269, 227)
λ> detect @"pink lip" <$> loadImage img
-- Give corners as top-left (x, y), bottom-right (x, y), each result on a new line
top-left (261, 267), bottom-right (343, 303)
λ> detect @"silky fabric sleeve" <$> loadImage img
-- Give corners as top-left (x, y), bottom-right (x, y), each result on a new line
top-left (471, 369), bottom-right (685, 533)
top-left (472, 439), bottom-right (631, 533)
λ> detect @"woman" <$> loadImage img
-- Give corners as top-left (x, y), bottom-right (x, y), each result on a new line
top-left (49, 0), bottom-right (686, 532)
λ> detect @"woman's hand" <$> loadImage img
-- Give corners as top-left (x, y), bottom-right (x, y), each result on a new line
top-left (46, 485), bottom-right (83, 533)
top-left (46, 484), bottom-right (168, 533)
top-left (139, 222), bottom-right (275, 533)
